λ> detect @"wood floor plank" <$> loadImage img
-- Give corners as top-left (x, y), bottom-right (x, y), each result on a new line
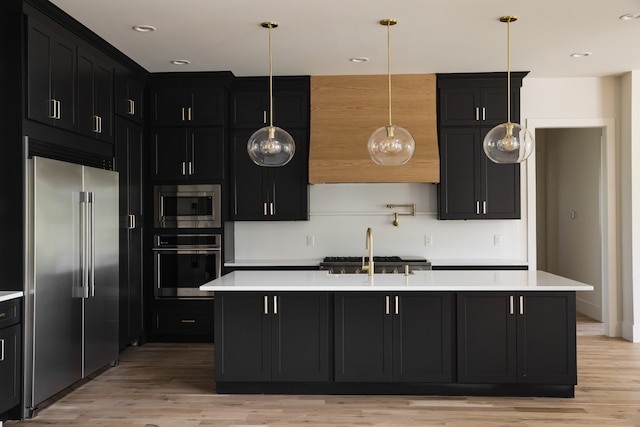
top-left (7, 316), bottom-right (640, 426)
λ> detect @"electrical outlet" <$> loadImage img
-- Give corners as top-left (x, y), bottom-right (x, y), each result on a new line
top-left (494, 234), bottom-right (502, 246)
top-left (306, 235), bottom-right (315, 247)
top-left (425, 235), bottom-right (433, 246)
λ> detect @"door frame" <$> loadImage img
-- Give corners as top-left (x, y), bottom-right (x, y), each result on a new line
top-left (526, 118), bottom-right (618, 337)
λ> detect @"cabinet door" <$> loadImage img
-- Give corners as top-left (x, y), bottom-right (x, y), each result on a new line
top-left (78, 48), bottom-right (113, 142)
top-left (439, 87), bottom-right (482, 126)
top-left (457, 292), bottom-right (517, 383)
top-left (231, 91), bottom-right (267, 128)
top-left (393, 293), bottom-right (453, 383)
top-left (27, 17), bottom-right (77, 131)
top-left (188, 128), bottom-right (225, 181)
top-left (151, 87), bottom-right (188, 126)
top-left (0, 323), bottom-right (21, 414)
top-left (214, 293), bottom-right (271, 382)
top-left (481, 149), bottom-right (521, 219)
top-left (516, 292), bottom-right (577, 384)
top-left (438, 128), bottom-right (482, 219)
top-left (115, 118), bottom-right (144, 349)
top-left (230, 131), bottom-right (268, 219)
top-left (115, 68), bottom-right (144, 122)
top-left (269, 128), bottom-right (309, 220)
top-left (271, 293), bottom-right (329, 382)
top-left (189, 87), bottom-right (226, 126)
top-left (334, 293), bottom-right (392, 382)
top-left (151, 128), bottom-right (187, 180)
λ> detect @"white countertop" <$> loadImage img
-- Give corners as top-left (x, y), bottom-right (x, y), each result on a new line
top-left (0, 291), bottom-right (24, 303)
top-left (201, 270), bottom-right (593, 292)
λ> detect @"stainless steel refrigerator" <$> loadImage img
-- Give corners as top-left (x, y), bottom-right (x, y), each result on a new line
top-left (24, 156), bottom-right (119, 418)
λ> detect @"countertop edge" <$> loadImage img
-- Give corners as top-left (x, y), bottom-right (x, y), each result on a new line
top-left (0, 291), bottom-right (24, 303)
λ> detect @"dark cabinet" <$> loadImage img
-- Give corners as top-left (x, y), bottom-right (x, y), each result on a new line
top-left (230, 128), bottom-right (308, 220)
top-left (115, 118), bottom-right (144, 349)
top-left (230, 77), bottom-right (309, 129)
top-left (150, 86), bottom-right (225, 127)
top-left (0, 298), bottom-right (21, 416)
top-left (457, 292), bottom-right (576, 385)
top-left (214, 292), bottom-right (330, 382)
top-left (151, 127), bottom-right (225, 182)
top-left (26, 15), bottom-right (77, 132)
top-left (150, 299), bottom-right (214, 340)
top-left (438, 127), bottom-right (520, 219)
top-left (115, 66), bottom-right (144, 123)
top-left (77, 47), bottom-right (113, 142)
top-left (437, 73), bottom-right (526, 220)
top-left (334, 292), bottom-right (453, 383)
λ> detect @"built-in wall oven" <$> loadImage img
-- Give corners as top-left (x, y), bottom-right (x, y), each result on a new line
top-left (154, 184), bottom-right (221, 228)
top-left (152, 234), bottom-right (221, 299)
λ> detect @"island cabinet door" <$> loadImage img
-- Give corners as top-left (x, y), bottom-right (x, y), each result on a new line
top-left (516, 292), bottom-right (577, 384)
top-left (214, 292), bottom-right (271, 382)
top-left (392, 293), bottom-right (454, 383)
top-left (334, 293), bottom-right (393, 382)
top-left (271, 293), bottom-right (330, 382)
top-left (457, 292), bottom-right (517, 383)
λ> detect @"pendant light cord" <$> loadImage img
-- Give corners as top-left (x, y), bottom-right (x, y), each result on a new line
top-left (387, 21), bottom-right (392, 127)
top-left (506, 17), bottom-right (511, 124)
top-left (268, 23), bottom-right (274, 128)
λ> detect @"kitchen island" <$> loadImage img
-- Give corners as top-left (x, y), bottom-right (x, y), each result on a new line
top-left (202, 270), bottom-right (593, 397)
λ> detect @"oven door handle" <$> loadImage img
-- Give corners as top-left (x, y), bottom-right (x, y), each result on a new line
top-left (152, 248), bottom-right (221, 253)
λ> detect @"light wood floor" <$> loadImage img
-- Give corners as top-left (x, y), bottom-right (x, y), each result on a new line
top-left (7, 315), bottom-right (640, 427)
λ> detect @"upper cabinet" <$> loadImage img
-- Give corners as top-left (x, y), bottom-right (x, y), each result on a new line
top-left (229, 77), bottom-right (310, 221)
top-left (77, 46), bottom-right (113, 142)
top-left (437, 73), bottom-right (527, 220)
top-left (230, 77), bottom-right (309, 129)
top-left (308, 74), bottom-right (439, 183)
top-left (150, 86), bottom-right (226, 127)
top-left (115, 65), bottom-right (144, 124)
top-left (26, 14), bottom-right (77, 132)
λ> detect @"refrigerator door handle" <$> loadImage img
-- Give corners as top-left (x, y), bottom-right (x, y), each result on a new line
top-left (78, 191), bottom-right (90, 298)
top-left (89, 191), bottom-right (96, 298)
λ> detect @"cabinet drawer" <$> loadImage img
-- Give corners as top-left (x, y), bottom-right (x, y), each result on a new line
top-left (0, 299), bottom-right (21, 330)
top-left (152, 310), bottom-right (214, 337)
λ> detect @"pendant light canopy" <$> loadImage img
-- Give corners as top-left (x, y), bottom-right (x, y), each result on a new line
top-left (367, 19), bottom-right (415, 166)
top-left (482, 16), bottom-right (534, 164)
top-left (247, 22), bottom-right (296, 167)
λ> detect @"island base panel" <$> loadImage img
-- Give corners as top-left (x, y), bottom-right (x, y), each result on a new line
top-left (215, 382), bottom-right (575, 398)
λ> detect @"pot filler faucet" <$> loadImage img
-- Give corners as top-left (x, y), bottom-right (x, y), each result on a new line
top-left (361, 227), bottom-right (374, 276)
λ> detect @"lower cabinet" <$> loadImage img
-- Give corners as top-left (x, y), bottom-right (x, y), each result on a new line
top-left (0, 298), bottom-right (22, 418)
top-left (457, 291), bottom-right (576, 385)
top-left (150, 299), bottom-right (214, 341)
top-left (215, 292), bottom-right (329, 382)
top-left (334, 292), bottom-right (453, 383)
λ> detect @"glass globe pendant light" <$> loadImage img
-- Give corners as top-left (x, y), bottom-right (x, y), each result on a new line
top-left (247, 22), bottom-right (295, 167)
top-left (483, 16), bottom-right (534, 164)
top-left (367, 19), bottom-right (415, 166)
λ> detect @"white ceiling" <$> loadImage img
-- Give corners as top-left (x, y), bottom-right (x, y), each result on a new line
top-left (49, 0), bottom-right (640, 78)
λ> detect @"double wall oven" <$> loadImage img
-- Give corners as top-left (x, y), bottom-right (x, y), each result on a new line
top-left (153, 184), bottom-right (222, 299)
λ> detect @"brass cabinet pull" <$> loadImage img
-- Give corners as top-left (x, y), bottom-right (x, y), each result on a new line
top-left (483, 201), bottom-right (487, 215)
top-left (264, 295), bottom-right (269, 314)
top-left (127, 99), bottom-right (135, 115)
top-left (0, 338), bottom-right (4, 362)
top-left (263, 110), bottom-right (267, 124)
top-left (188, 162), bottom-right (193, 176)
top-left (270, 202), bottom-right (274, 216)
top-left (181, 319), bottom-right (196, 324)
top-left (188, 107), bottom-right (192, 121)
top-left (273, 296), bottom-right (278, 315)
top-left (182, 162), bottom-right (186, 176)
top-left (482, 107), bottom-right (486, 121)
top-left (263, 202), bottom-right (268, 216)
top-left (49, 99), bottom-right (57, 119)
top-left (476, 201), bottom-right (480, 215)
top-left (395, 295), bottom-right (399, 315)
top-left (509, 295), bottom-right (514, 315)
top-left (385, 296), bottom-right (390, 315)
top-left (475, 107), bottom-right (479, 121)
top-left (93, 115), bottom-right (100, 133)
top-left (181, 107), bottom-right (185, 121)
top-left (519, 295), bottom-right (524, 315)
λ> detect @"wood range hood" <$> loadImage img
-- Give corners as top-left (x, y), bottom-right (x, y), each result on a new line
top-left (309, 74), bottom-right (439, 184)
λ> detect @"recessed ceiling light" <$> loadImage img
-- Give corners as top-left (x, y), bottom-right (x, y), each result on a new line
top-left (349, 57), bottom-right (370, 63)
top-left (132, 25), bottom-right (156, 32)
top-left (170, 59), bottom-right (191, 65)
top-left (619, 12), bottom-right (640, 20)
top-left (570, 52), bottom-right (592, 58)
